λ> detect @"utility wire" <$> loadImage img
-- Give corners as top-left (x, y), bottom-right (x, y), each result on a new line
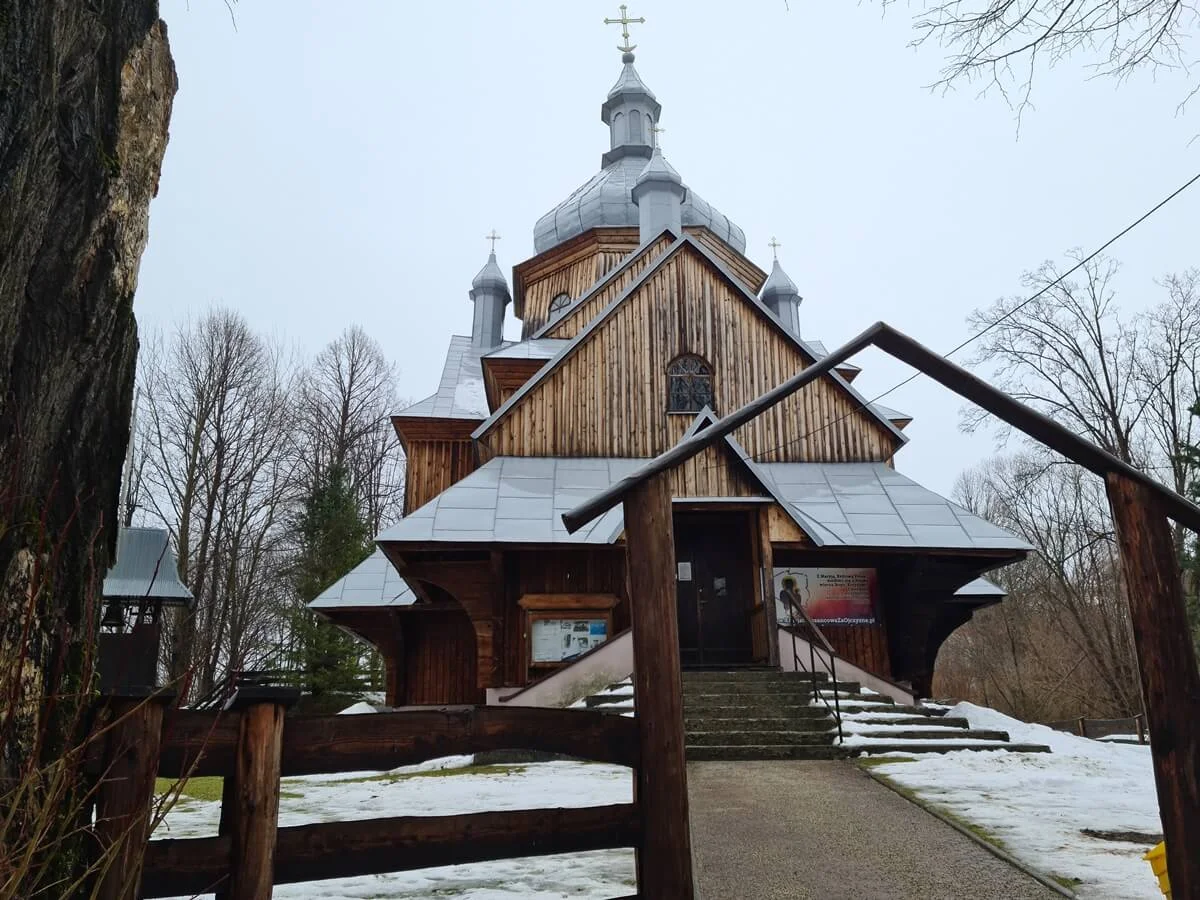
top-left (729, 168), bottom-right (1200, 465)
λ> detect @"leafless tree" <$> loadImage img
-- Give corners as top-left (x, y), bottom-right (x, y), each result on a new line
top-left (889, 1), bottom-right (1199, 109)
top-left (295, 326), bottom-right (405, 533)
top-left (138, 309), bottom-right (298, 698)
top-left (939, 455), bottom-right (1141, 717)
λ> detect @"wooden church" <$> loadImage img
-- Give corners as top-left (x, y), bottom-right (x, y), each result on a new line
top-left (311, 36), bottom-right (1030, 709)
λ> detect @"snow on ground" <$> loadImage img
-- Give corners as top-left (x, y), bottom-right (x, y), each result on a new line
top-left (154, 758), bottom-right (635, 899)
top-left (869, 702), bottom-right (1161, 899)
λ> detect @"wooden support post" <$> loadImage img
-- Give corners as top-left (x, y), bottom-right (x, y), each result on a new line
top-left (216, 687), bottom-right (298, 900)
top-left (1076, 717), bottom-right (1087, 738)
top-left (94, 691), bottom-right (170, 900)
top-left (1136, 713), bottom-right (1147, 746)
top-left (1105, 473), bottom-right (1200, 899)
top-left (622, 473), bottom-right (694, 899)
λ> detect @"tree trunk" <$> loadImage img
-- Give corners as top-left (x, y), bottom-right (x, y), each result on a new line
top-left (0, 0), bottom-right (175, 888)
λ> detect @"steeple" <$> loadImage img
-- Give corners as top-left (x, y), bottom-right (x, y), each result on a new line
top-left (761, 249), bottom-right (802, 336)
top-left (600, 6), bottom-right (660, 167)
top-left (470, 238), bottom-right (511, 348)
top-left (631, 138), bottom-right (685, 242)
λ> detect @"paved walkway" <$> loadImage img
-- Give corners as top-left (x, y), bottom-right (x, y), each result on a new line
top-left (688, 761), bottom-right (1059, 900)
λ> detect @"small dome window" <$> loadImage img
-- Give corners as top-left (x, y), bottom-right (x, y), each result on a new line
top-left (629, 110), bottom-right (643, 144)
top-left (548, 292), bottom-right (572, 321)
top-left (667, 354), bottom-right (714, 413)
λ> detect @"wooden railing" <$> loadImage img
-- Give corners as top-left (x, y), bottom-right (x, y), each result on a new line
top-left (91, 688), bottom-right (643, 900)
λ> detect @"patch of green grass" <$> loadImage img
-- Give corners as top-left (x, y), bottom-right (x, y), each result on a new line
top-left (155, 776), bottom-right (224, 802)
top-left (1052, 874), bottom-right (1083, 889)
top-left (856, 756), bottom-right (917, 768)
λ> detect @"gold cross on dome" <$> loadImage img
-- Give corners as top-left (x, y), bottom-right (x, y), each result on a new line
top-left (604, 4), bottom-right (645, 54)
top-left (485, 230), bottom-right (501, 252)
top-left (769, 236), bottom-right (782, 260)
top-left (652, 124), bottom-right (665, 149)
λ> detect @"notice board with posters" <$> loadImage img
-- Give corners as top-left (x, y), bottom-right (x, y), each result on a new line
top-left (773, 567), bottom-right (878, 626)
top-left (519, 593), bottom-right (619, 674)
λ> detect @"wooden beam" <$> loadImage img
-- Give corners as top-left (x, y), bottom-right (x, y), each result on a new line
top-left (1105, 473), bottom-right (1200, 898)
top-left (141, 804), bottom-right (640, 898)
top-left (623, 474), bottom-right (694, 898)
top-left (278, 705), bottom-right (640, 775)
top-left (93, 694), bottom-right (169, 900)
top-left (155, 708), bottom-right (239, 778)
top-left (562, 321), bottom-right (1200, 535)
top-left (215, 689), bottom-right (295, 900)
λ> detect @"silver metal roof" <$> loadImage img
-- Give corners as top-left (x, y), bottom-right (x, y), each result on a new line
top-left (398, 335), bottom-right (509, 420)
top-left (955, 576), bottom-right (1007, 598)
top-left (103, 527), bottom-right (193, 604)
top-left (309, 549), bottom-right (415, 610)
top-left (871, 402), bottom-right (913, 423)
top-left (483, 339), bottom-right (569, 361)
top-left (757, 462), bottom-right (1033, 551)
top-left (533, 152), bottom-right (746, 255)
top-left (761, 258), bottom-right (799, 301)
top-left (807, 339), bottom-right (861, 373)
top-left (377, 451), bottom-right (1028, 554)
top-left (376, 456), bottom-right (643, 546)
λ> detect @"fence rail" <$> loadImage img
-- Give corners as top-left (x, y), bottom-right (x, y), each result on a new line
top-left (91, 689), bottom-right (643, 900)
top-left (1041, 714), bottom-right (1148, 743)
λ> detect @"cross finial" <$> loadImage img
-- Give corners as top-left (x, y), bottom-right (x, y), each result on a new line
top-left (769, 236), bottom-right (782, 260)
top-left (604, 4), bottom-right (645, 55)
top-left (651, 124), bottom-right (665, 150)
top-left (485, 230), bottom-right (501, 253)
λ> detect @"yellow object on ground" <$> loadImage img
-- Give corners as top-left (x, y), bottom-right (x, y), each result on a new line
top-left (1144, 842), bottom-right (1170, 898)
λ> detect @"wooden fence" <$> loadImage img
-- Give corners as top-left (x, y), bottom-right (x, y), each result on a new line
top-left (91, 689), bottom-right (642, 900)
top-left (1043, 714), bottom-right (1149, 744)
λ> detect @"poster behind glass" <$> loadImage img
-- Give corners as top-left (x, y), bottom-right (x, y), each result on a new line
top-left (531, 618), bottom-right (609, 663)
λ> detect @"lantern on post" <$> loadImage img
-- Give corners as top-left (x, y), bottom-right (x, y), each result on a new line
top-left (99, 527), bottom-right (193, 695)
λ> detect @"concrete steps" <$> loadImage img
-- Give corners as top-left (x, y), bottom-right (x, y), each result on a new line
top-left (683, 669), bottom-right (839, 761)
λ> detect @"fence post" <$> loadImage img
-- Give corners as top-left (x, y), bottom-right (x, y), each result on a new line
top-left (1135, 713), bottom-right (1147, 745)
top-left (94, 690), bottom-right (172, 900)
top-left (215, 686), bottom-right (299, 900)
top-left (623, 473), bottom-right (694, 899)
top-left (1105, 472), bottom-right (1200, 900)
top-left (1076, 717), bottom-right (1087, 738)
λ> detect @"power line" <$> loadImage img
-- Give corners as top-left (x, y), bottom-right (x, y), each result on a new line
top-left (732, 168), bottom-right (1200, 464)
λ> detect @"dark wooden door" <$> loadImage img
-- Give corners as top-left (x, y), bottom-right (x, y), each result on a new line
top-left (674, 515), bottom-right (755, 666)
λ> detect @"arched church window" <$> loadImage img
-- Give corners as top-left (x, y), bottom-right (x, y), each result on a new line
top-left (548, 292), bottom-right (571, 321)
top-left (629, 109), bottom-right (643, 144)
top-left (667, 354), bottom-right (714, 413)
top-left (611, 111), bottom-right (624, 145)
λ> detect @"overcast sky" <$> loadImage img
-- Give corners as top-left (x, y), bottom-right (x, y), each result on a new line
top-left (137, 1), bottom-right (1200, 497)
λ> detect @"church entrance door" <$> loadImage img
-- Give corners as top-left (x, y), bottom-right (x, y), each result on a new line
top-left (674, 512), bottom-right (755, 666)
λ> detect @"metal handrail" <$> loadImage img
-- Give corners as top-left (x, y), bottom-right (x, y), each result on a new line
top-left (780, 595), bottom-right (843, 743)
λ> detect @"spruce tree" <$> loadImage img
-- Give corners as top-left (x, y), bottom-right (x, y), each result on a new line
top-left (291, 465), bottom-right (376, 696)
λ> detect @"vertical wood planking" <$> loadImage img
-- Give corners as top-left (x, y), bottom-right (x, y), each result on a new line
top-left (623, 474), bottom-right (695, 898)
top-left (1104, 473), bottom-right (1200, 899)
top-left (94, 694), bottom-right (168, 900)
top-left (485, 248), bottom-right (899, 465)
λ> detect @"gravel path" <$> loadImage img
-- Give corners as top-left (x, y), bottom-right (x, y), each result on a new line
top-left (687, 760), bottom-right (1061, 900)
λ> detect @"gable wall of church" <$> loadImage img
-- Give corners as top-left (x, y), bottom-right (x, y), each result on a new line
top-left (482, 250), bottom-right (901, 468)
top-left (519, 234), bottom-right (640, 337)
top-left (404, 438), bottom-right (477, 514)
top-left (541, 234), bottom-right (674, 340)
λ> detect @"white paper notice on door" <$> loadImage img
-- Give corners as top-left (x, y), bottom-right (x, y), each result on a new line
top-left (677, 562), bottom-right (693, 581)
